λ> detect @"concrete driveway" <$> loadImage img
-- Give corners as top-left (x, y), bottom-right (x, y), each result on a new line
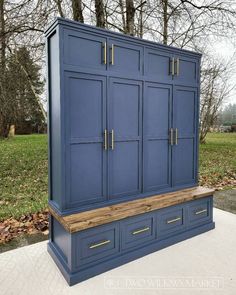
top-left (0, 208), bottom-right (235, 295)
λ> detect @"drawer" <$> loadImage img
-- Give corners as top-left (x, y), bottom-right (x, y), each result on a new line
top-left (188, 197), bottom-right (212, 226)
top-left (75, 223), bottom-right (119, 267)
top-left (121, 213), bottom-right (155, 250)
top-left (158, 206), bottom-right (185, 237)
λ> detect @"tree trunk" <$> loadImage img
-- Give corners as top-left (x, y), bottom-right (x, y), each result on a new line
top-left (71, 0), bottom-right (84, 22)
top-left (162, 0), bottom-right (168, 44)
top-left (119, 0), bottom-right (126, 32)
top-left (0, 0), bottom-right (8, 138)
top-left (95, 0), bottom-right (105, 28)
top-left (55, 0), bottom-right (64, 17)
top-left (126, 0), bottom-right (135, 35)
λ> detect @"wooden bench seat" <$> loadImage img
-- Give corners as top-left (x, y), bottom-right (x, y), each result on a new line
top-left (49, 186), bottom-right (215, 233)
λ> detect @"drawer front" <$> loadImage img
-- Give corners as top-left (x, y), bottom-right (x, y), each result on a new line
top-left (188, 197), bottom-right (212, 226)
top-left (121, 213), bottom-right (155, 250)
top-left (75, 223), bottom-right (119, 266)
top-left (158, 206), bottom-right (185, 237)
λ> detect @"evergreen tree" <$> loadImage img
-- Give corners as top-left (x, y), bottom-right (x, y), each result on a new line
top-left (2, 46), bottom-right (45, 136)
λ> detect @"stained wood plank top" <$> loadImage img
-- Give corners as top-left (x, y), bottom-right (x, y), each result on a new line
top-left (49, 186), bottom-right (215, 233)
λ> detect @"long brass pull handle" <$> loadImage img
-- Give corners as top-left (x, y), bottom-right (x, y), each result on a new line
top-left (132, 227), bottom-right (150, 235)
top-left (175, 128), bottom-right (178, 145)
top-left (89, 239), bottom-right (111, 249)
top-left (110, 44), bottom-right (114, 65)
top-left (169, 128), bottom-right (174, 145)
top-left (175, 58), bottom-right (179, 76)
top-left (195, 209), bottom-right (207, 215)
top-left (111, 129), bottom-right (114, 150)
top-left (102, 42), bottom-right (107, 64)
top-left (170, 57), bottom-right (175, 76)
top-left (167, 217), bottom-right (181, 224)
top-left (104, 129), bottom-right (108, 150)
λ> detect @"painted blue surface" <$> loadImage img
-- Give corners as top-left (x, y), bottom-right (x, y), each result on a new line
top-left (46, 19), bottom-right (201, 215)
top-left (45, 18), bottom-right (209, 287)
top-left (49, 196), bottom-right (214, 286)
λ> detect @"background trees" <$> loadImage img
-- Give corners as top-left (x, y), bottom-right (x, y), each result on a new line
top-left (0, 0), bottom-right (236, 140)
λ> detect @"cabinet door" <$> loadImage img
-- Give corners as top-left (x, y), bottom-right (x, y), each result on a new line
top-left (65, 73), bottom-right (107, 207)
top-left (108, 39), bottom-right (143, 75)
top-left (63, 29), bottom-right (107, 71)
top-left (108, 78), bottom-right (142, 199)
top-left (143, 83), bottom-right (172, 192)
top-left (174, 55), bottom-right (199, 85)
top-left (144, 48), bottom-right (173, 83)
top-left (172, 86), bottom-right (198, 187)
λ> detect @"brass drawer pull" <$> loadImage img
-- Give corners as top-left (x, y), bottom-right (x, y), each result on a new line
top-left (132, 227), bottom-right (150, 235)
top-left (89, 239), bottom-right (111, 249)
top-left (195, 209), bottom-right (207, 215)
top-left (167, 217), bottom-right (181, 224)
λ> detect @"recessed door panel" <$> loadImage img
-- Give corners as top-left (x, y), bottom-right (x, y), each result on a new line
top-left (64, 29), bottom-right (107, 70)
top-left (172, 138), bottom-right (195, 185)
top-left (108, 40), bottom-right (142, 75)
top-left (70, 143), bottom-right (104, 203)
top-left (174, 56), bottom-right (198, 85)
top-left (69, 78), bottom-right (103, 139)
top-left (108, 79), bottom-right (142, 199)
top-left (146, 140), bottom-right (170, 190)
top-left (144, 48), bottom-right (172, 82)
top-left (65, 73), bottom-right (107, 206)
top-left (143, 83), bottom-right (172, 192)
top-left (172, 86), bottom-right (197, 187)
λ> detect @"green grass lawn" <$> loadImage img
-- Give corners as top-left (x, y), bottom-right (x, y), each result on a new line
top-left (199, 132), bottom-right (236, 189)
top-left (0, 135), bottom-right (48, 220)
top-left (0, 133), bottom-right (235, 220)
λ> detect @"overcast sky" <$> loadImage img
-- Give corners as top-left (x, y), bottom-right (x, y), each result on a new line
top-left (212, 39), bottom-right (236, 106)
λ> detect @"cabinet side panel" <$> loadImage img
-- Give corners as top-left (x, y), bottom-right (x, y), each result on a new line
top-left (47, 31), bottom-right (62, 208)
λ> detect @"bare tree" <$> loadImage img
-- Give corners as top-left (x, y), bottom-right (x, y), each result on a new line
top-left (72, 0), bottom-right (84, 22)
top-left (200, 55), bottom-right (235, 143)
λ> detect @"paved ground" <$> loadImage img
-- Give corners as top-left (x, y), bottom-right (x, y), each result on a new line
top-left (0, 208), bottom-right (235, 295)
top-left (214, 189), bottom-right (236, 214)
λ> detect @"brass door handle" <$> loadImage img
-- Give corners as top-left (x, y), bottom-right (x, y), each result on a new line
top-left (102, 42), bottom-right (107, 64)
top-left (104, 129), bottom-right (108, 150)
top-left (170, 57), bottom-right (175, 77)
top-left (175, 58), bottom-right (179, 76)
top-left (132, 227), bottom-right (150, 235)
top-left (175, 128), bottom-right (178, 145)
top-left (167, 217), bottom-right (181, 224)
top-left (110, 129), bottom-right (114, 150)
top-left (110, 44), bottom-right (114, 65)
top-left (169, 128), bottom-right (174, 145)
top-left (195, 209), bottom-right (207, 215)
top-left (89, 239), bottom-right (111, 249)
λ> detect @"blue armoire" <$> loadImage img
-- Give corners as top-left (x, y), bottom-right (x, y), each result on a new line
top-left (46, 18), bottom-right (215, 286)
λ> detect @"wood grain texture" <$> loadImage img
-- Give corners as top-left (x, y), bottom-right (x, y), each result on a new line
top-left (49, 186), bottom-right (215, 233)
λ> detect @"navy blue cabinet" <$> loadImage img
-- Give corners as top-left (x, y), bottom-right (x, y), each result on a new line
top-left (46, 19), bottom-right (215, 287)
top-left (46, 18), bottom-right (201, 215)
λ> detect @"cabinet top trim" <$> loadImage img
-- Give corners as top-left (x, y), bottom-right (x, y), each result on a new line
top-left (49, 186), bottom-right (214, 233)
top-left (45, 17), bottom-right (202, 59)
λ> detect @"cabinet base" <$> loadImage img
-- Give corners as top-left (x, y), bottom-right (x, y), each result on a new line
top-left (48, 221), bottom-right (215, 286)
